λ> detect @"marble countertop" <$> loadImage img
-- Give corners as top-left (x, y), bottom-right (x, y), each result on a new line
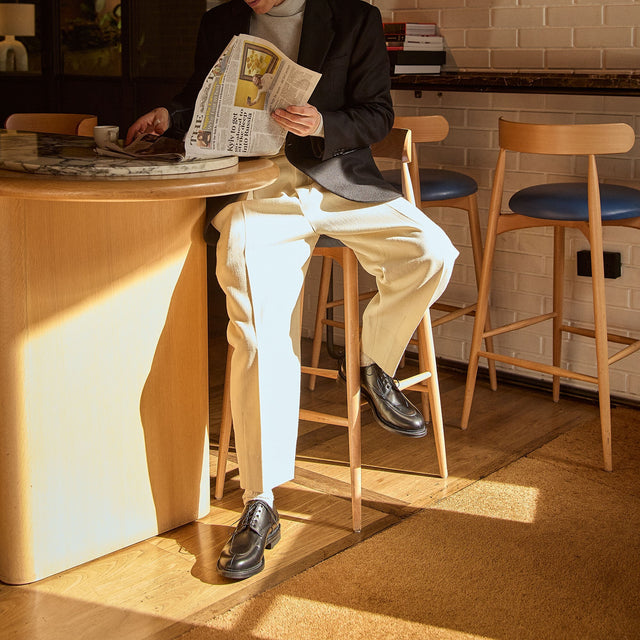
top-left (391, 72), bottom-right (640, 96)
top-left (0, 130), bottom-right (238, 176)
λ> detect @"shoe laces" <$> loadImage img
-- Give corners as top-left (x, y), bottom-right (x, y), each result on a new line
top-left (231, 501), bottom-right (269, 539)
top-left (243, 500), bottom-right (262, 522)
top-left (378, 368), bottom-right (398, 393)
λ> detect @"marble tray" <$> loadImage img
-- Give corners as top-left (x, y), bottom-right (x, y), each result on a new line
top-left (0, 130), bottom-right (239, 176)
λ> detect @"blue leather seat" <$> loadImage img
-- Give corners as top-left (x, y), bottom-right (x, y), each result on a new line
top-left (509, 182), bottom-right (640, 221)
top-left (315, 235), bottom-right (343, 248)
top-left (382, 167), bottom-right (478, 202)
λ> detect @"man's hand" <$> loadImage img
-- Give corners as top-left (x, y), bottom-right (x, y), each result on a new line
top-left (271, 104), bottom-right (321, 137)
top-left (125, 107), bottom-right (170, 145)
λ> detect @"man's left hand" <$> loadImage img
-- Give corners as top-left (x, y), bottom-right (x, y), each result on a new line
top-left (271, 104), bottom-right (321, 137)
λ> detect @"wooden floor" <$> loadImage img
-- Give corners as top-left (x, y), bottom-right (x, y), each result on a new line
top-left (0, 322), bottom-right (614, 640)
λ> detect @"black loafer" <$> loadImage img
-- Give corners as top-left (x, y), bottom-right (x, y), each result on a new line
top-left (340, 360), bottom-right (427, 438)
top-left (217, 500), bottom-right (281, 580)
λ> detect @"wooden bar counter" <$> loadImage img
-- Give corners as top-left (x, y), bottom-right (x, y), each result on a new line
top-left (0, 131), bottom-right (278, 584)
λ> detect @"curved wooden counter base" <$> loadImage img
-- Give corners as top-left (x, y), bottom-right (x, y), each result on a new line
top-left (0, 157), bottom-right (278, 584)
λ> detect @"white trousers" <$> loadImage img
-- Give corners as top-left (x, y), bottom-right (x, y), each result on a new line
top-left (213, 157), bottom-right (458, 493)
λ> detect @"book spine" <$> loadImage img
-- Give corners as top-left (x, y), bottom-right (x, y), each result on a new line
top-left (393, 64), bottom-right (441, 74)
top-left (383, 22), bottom-right (438, 36)
top-left (401, 43), bottom-right (445, 51)
top-left (387, 50), bottom-right (446, 65)
top-left (386, 35), bottom-right (443, 43)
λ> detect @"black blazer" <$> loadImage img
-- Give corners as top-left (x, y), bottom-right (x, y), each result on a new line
top-left (168, 0), bottom-right (400, 203)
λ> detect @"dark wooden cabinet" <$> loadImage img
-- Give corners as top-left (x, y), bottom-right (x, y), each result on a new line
top-left (0, 0), bottom-right (205, 131)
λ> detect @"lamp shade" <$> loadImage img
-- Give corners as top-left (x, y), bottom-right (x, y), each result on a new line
top-left (0, 4), bottom-right (35, 36)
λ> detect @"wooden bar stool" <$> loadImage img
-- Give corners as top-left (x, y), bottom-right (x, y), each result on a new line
top-left (461, 118), bottom-right (640, 472)
top-left (309, 115), bottom-right (498, 397)
top-left (214, 128), bottom-right (448, 532)
top-left (388, 115), bottom-right (497, 389)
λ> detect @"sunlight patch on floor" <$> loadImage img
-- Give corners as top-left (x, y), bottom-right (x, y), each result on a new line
top-left (207, 594), bottom-right (497, 639)
top-left (433, 480), bottom-right (539, 524)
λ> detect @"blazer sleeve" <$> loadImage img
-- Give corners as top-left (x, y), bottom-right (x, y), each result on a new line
top-left (315, 4), bottom-right (394, 161)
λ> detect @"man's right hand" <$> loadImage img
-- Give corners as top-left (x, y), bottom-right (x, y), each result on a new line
top-left (125, 107), bottom-right (170, 145)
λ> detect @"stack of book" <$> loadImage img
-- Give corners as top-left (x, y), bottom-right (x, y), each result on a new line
top-left (383, 22), bottom-right (445, 75)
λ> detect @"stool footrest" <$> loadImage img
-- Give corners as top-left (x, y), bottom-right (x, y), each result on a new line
top-left (301, 366), bottom-right (339, 380)
top-left (483, 312), bottom-right (556, 339)
top-left (396, 371), bottom-right (431, 391)
top-left (299, 408), bottom-right (349, 427)
top-left (608, 340), bottom-right (640, 365)
top-left (478, 350), bottom-right (598, 385)
top-left (561, 324), bottom-right (637, 346)
top-left (431, 302), bottom-right (477, 327)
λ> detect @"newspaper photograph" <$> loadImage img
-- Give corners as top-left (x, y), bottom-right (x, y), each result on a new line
top-left (184, 34), bottom-right (322, 159)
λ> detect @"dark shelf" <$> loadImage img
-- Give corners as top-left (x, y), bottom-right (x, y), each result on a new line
top-left (391, 71), bottom-right (640, 96)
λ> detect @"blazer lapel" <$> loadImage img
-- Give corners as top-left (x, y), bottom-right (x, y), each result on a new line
top-left (231, 0), bottom-right (253, 31)
top-left (297, 0), bottom-right (335, 71)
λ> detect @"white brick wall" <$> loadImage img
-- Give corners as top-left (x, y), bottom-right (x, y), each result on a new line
top-left (302, 1), bottom-right (640, 404)
top-left (384, 0), bottom-right (640, 73)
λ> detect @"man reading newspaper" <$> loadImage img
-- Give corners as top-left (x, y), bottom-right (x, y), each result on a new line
top-left (127, 0), bottom-right (457, 581)
top-left (182, 33), bottom-right (321, 158)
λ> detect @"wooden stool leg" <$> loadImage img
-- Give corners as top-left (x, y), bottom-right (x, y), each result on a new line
top-left (416, 330), bottom-right (431, 424)
top-left (461, 226), bottom-right (497, 431)
top-left (214, 346), bottom-right (234, 500)
top-left (417, 312), bottom-right (448, 478)
top-left (342, 249), bottom-right (362, 532)
top-left (467, 195), bottom-right (498, 391)
top-left (552, 227), bottom-right (565, 403)
top-left (309, 256), bottom-right (333, 390)
top-left (587, 188), bottom-right (613, 472)
top-left (461, 152), bottom-right (504, 430)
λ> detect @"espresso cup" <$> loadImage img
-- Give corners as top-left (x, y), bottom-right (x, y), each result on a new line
top-left (93, 125), bottom-right (120, 148)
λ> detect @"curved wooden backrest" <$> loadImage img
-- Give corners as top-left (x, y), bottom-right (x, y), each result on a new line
top-left (371, 127), bottom-right (415, 204)
top-left (393, 115), bottom-right (449, 144)
top-left (371, 126), bottom-right (412, 164)
top-left (498, 118), bottom-right (636, 156)
top-left (4, 113), bottom-right (98, 137)
top-left (390, 116), bottom-right (450, 205)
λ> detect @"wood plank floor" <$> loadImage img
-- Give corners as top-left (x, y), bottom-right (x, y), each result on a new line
top-left (0, 326), bottom-right (610, 640)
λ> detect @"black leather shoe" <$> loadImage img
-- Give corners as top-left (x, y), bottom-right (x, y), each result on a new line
top-left (217, 500), bottom-right (281, 580)
top-left (340, 360), bottom-right (427, 437)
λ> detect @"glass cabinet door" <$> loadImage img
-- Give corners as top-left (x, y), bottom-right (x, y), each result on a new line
top-left (60, 0), bottom-right (121, 76)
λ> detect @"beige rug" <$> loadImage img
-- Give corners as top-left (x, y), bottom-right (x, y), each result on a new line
top-left (179, 407), bottom-right (640, 640)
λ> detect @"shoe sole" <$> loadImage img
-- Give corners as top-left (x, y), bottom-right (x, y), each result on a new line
top-left (217, 523), bottom-right (282, 580)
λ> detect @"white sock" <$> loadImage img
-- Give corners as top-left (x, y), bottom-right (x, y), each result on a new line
top-left (360, 352), bottom-right (375, 367)
top-left (243, 489), bottom-right (274, 508)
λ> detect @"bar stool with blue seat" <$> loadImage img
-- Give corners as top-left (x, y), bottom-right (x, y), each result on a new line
top-left (392, 115), bottom-right (497, 388)
top-left (309, 114), bottom-right (498, 394)
top-left (461, 118), bottom-right (640, 472)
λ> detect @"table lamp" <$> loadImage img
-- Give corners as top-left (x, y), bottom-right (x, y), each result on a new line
top-left (0, 3), bottom-right (35, 72)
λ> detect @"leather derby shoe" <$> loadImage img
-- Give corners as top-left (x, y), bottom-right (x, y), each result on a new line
top-left (341, 360), bottom-right (427, 437)
top-left (217, 500), bottom-right (281, 580)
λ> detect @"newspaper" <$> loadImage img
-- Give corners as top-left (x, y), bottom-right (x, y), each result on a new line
top-left (95, 34), bottom-right (321, 162)
top-left (95, 133), bottom-right (186, 160)
top-left (184, 34), bottom-right (321, 159)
